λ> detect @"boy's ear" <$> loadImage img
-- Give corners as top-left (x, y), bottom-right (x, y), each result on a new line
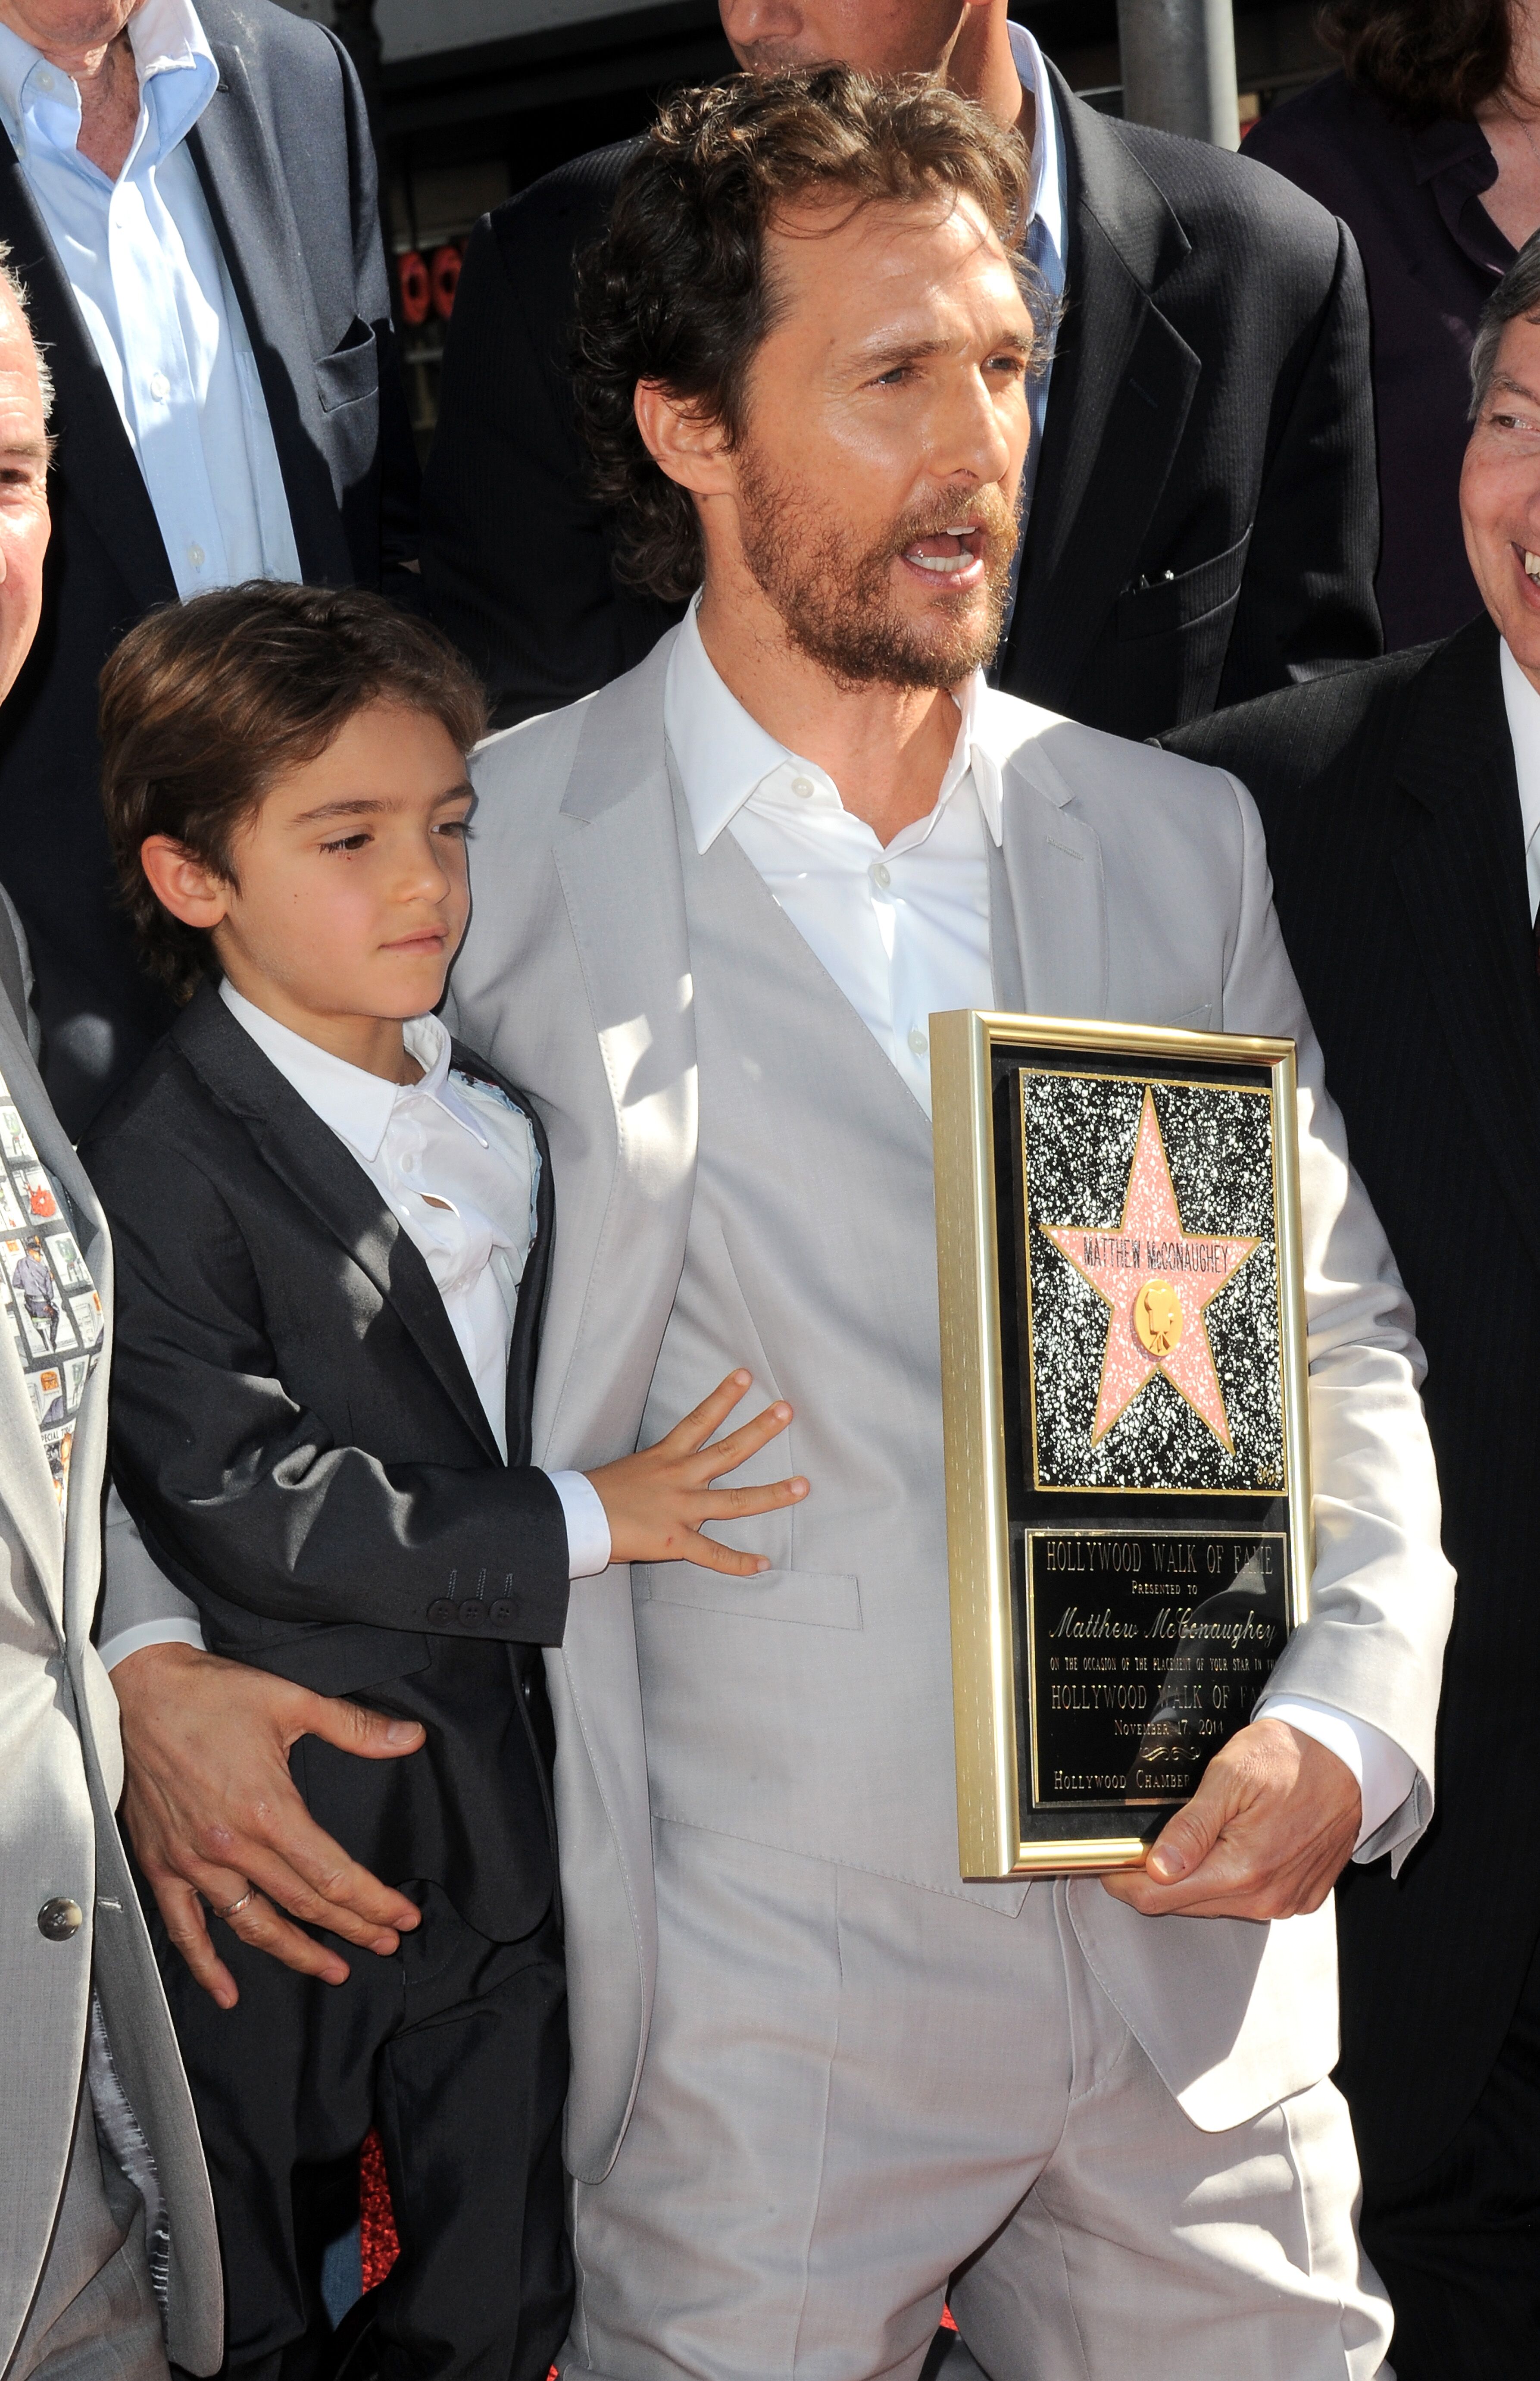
top-left (139, 835), bottom-right (233, 933)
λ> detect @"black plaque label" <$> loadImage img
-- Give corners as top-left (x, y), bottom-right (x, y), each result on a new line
top-left (1025, 1528), bottom-right (1290, 1808)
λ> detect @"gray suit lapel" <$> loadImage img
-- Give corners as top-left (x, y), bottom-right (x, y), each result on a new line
top-left (539, 646), bottom-right (699, 1466)
top-left (996, 744), bottom-right (1109, 1020)
top-left (186, 41), bottom-right (353, 585)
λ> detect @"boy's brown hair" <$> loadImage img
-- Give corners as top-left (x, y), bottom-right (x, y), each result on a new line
top-left (100, 581), bottom-right (488, 1003)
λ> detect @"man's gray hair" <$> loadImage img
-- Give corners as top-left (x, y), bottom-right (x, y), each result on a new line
top-left (0, 237), bottom-right (53, 422)
top-left (1471, 229), bottom-right (1540, 419)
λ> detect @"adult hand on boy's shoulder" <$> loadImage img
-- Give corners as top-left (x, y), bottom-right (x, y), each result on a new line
top-left (112, 1642), bottom-right (428, 2008)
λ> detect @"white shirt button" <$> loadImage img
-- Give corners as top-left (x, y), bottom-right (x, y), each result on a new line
top-left (35, 69), bottom-right (53, 91)
top-left (790, 775), bottom-right (815, 799)
top-left (400, 1153), bottom-right (416, 1173)
top-left (150, 371), bottom-right (170, 401)
top-left (871, 861), bottom-right (892, 890)
top-left (187, 542), bottom-right (205, 568)
top-left (908, 1027), bottom-right (929, 1057)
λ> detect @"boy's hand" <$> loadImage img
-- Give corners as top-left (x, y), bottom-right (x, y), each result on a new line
top-left (587, 1369), bottom-right (808, 1574)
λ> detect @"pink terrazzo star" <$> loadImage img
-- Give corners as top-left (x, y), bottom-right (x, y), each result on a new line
top-left (1041, 1088), bottom-right (1259, 1451)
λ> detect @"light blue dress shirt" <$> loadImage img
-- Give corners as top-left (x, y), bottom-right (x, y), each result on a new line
top-left (0, 0), bottom-right (301, 598)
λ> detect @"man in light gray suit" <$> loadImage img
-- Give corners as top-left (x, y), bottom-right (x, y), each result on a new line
top-left (101, 71), bottom-right (1452, 2381)
top-left (0, 251), bottom-right (220, 2379)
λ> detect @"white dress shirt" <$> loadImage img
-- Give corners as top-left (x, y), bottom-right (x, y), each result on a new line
top-left (219, 984), bottom-right (609, 1572)
top-left (665, 603), bottom-right (1415, 1853)
top-left (0, 0), bottom-right (302, 598)
top-left (1500, 637), bottom-right (1540, 921)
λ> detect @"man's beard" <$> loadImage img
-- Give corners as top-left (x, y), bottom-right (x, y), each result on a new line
top-left (734, 447), bottom-right (1019, 691)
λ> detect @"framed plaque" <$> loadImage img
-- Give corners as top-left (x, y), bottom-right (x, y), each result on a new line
top-left (931, 1012), bottom-right (1312, 1880)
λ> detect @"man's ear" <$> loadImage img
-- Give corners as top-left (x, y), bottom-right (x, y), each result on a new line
top-left (138, 835), bottom-right (233, 932)
top-left (634, 381), bottom-right (737, 498)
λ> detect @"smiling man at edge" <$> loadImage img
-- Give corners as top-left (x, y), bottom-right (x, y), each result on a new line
top-left (1163, 230), bottom-right (1540, 2379)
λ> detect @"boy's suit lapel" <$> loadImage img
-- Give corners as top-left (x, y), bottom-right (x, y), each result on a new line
top-left (450, 1039), bottom-right (554, 1467)
top-left (173, 990), bottom-right (503, 1464)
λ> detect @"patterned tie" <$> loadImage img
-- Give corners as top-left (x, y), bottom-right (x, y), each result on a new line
top-left (0, 1062), bottom-right (103, 1516)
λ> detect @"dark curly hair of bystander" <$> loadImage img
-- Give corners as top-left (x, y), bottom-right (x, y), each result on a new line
top-left (1318, 0), bottom-right (1514, 125)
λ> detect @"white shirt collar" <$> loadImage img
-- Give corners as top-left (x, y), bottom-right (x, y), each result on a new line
top-left (663, 596), bottom-right (1006, 854)
top-left (1499, 638), bottom-right (1540, 852)
top-left (0, 0), bottom-right (216, 170)
top-left (219, 981), bottom-right (490, 1163)
top-left (1006, 19), bottom-right (1065, 283)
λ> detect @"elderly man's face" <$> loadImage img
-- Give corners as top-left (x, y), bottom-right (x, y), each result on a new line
top-left (697, 192), bottom-right (1033, 688)
top-left (0, 0), bottom-right (140, 60)
top-left (0, 290), bottom-right (51, 707)
top-left (719, 0), bottom-right (970, 77)
top-left (1461, 311), bottom-right (1540, 681)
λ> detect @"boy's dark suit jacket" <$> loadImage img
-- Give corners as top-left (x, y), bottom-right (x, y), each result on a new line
top-left (421, 63), bottom-right (1381, 739)
top-left (1163, 613), bottom-right (1538, 2190)
top-left (1, 0), bottom-right (422, 1139)
top-left (82, 984), bottom-right (569, 1945)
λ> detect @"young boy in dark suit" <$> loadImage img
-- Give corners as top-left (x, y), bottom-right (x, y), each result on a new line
top-left (83, 583), bottom-right (806, 2381)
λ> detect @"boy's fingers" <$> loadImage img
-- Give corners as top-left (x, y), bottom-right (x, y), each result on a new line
top-left (694, 1403), bottom-right (794, 1479)
top-left (681, 1531), bottom-right (772, 1577)
top-left (697, 1477), bottom-right (809, 1518)
top-left (662, 1370), bottom-right (754, 1452)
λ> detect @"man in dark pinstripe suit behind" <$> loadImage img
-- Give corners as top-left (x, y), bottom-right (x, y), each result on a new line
top-left (1163, 235), bottom-right (1540, 2381)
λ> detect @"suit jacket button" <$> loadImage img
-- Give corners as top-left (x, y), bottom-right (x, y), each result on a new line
top-left (459, 1600), bottom-right (487, 1627)
top-left (38, 1898), bottom-right (83, 1941)
top-left (428, 1598), bottom-right (457, 1622)
top-left (490, 1600), bottom-right (514, 1625)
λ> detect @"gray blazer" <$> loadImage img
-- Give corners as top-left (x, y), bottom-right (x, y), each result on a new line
top-left (0, 897), bottom-right (221, 2376)
top-left (443, 632), bottom-right (1453, 2180)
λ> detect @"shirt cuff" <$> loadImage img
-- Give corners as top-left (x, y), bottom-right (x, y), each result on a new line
top-left (550, 1469), bottom-right (612, 1580)
top-left (1256, 1694), bottom-right (1417, 1852)
top-left (98, 1617), bottom-right (208, 1675)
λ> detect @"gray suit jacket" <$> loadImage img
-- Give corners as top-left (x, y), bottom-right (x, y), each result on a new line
top-left (0, 898), bottom-right (221, 2375)
top-left (444, 632), bottom-right (1453, 2181)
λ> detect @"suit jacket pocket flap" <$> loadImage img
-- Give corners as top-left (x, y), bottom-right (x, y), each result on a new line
top-left (315, 319), bottom-right (378, 413)
top-left (1116, 526), bottom-right (1253, 642)
top-left (637, 1566), bottom-right (862, 1630)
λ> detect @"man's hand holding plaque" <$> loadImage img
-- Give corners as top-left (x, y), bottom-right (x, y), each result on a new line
top-left (1103, 1717), bottom-right (1362, 1919)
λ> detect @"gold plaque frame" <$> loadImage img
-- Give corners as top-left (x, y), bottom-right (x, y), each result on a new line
top-left (931, 1011), bottom-right (1314, 1880)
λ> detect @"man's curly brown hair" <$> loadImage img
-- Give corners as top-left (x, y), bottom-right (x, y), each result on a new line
top-left (572, 66), bottom-right (1048, 607)
top-left (100, 582), bottom-right (487, 1004)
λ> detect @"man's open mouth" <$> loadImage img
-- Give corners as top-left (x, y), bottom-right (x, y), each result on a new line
top-left (902, 526), bottom-right (987, 576)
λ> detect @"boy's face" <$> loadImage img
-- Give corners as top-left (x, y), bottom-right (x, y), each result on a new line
top-left (208, 700), bottom-right (473, 1030)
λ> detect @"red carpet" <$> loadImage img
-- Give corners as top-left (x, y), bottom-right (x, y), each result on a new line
top-left (358, 2131), bottom-right (399, 2289)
